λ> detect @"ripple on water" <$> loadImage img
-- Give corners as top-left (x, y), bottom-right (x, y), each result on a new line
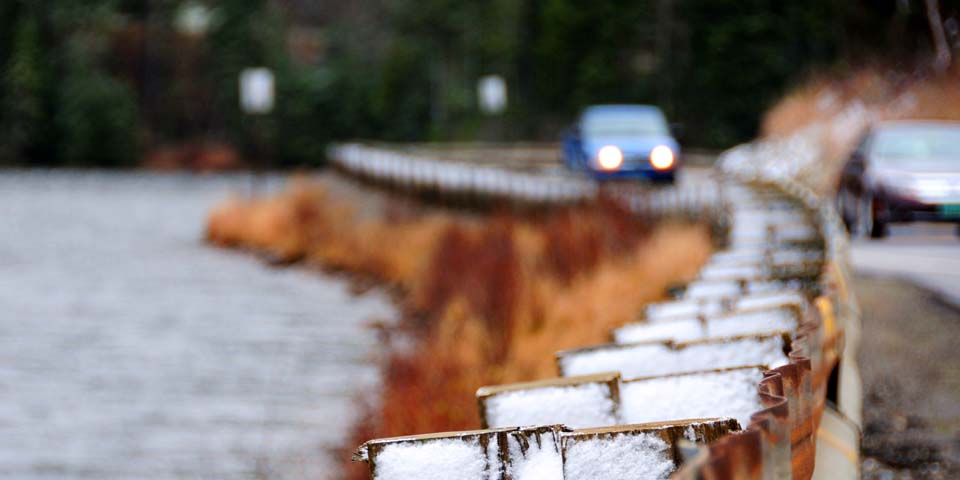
top-left (0, 171), bottom-right (394, 479)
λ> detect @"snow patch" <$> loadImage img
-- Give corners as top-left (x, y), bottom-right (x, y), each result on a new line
top-left (507, 429), bottom-right (564, 480)
top-left (485, 382), bottom-right (619, 429)
top-left (620, 368), bottom-right (764, 428)
top-left (559, 336), bottom-right (787, 380)
top-left (374, 438), bottom-right (487, 480)
top-left (562, 433), bottom-right (674, 480)
top-left (706, 309), bottom-right (797, 338)
top-left (613, 319), bottom-right (703, 344)
top-left (615, 308), bottom-right (796, 346)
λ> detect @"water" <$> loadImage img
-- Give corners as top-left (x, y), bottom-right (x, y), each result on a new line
top-left (0, 171), bottom-right (394, 479)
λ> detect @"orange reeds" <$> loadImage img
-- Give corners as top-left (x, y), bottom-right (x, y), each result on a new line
top-left (205, 179), bottom-right (712, 480)
top-left (760, 64), bottom-right (960, 193)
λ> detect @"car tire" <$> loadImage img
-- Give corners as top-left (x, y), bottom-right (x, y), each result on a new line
top-left (865, 193), bottom-right (888, 239)
top-left (870, 216), bottom-right (888, 239)
top-left (836, 187), bottom-right (855, 233)
top-left (853, 193), bottom-right (873, 239)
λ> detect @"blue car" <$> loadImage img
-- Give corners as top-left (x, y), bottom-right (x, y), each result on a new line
top-left (562, 105), bottom-right (681, 183)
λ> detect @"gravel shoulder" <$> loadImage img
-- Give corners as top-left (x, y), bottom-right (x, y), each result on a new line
top-left (855, 274), bottom-right (960, 479)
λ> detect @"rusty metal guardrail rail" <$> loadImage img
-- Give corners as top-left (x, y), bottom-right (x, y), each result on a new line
top-left (329, 143), bottom-right (595, 205)
top-left (667, 148), bottom-right (861, 480)
top-left (355, 419), bottom-right (740, 479)
top-left (337, 142), bottom-right (860, 479)
top-left (328, 143), bottom-right (726, 226)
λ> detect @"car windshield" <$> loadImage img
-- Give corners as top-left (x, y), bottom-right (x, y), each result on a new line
top-left (872, 126), bottom-right (960, 165)
top-left (582, 110), bottom-right (668, 137)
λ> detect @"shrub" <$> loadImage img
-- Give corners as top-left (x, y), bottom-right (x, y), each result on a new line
top-left (56, 68), bottom-right (140, 167)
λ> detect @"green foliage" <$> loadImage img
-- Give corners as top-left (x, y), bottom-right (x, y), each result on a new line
top-left (532, 0), bottom-right (654, 112)
top-left (675, 0), bottom-right (842, 146)
top-left (271, 65), bottom-right (335, 167)
top-left (370, 40), bottom-right (432, 141)
top-left (0, 0), bottom-right (141, 166)
top-left (56, 66), bottom-right (140, 167)
top-left (0, 0), bottom-right (950, 166)
top-left (207, 0), bottom-right (279, 137)
top-left (1, 14), bottom-right (46, 164)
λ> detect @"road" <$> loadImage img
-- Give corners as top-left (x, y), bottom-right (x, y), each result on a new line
top-left (854, 274), bottom-right (960, 478)
top-left (850, 223), bottom-right (960, 308)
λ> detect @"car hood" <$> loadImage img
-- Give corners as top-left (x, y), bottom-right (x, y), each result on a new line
top-left (873, 166), bottom-right (960, 200)
top-left (873, 166), bottom-right (960, 185)
top-left (873, 158), bottom-right (960, 175)
top-left (584, 136), bottom-right (679, 156)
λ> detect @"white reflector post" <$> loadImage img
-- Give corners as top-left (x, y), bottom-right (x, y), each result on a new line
top-left (477, 75), bottom-right (507, 114)
top-left (239, 67), bottom-right (275, 114)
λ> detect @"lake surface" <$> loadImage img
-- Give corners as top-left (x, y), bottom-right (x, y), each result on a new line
top-left (0, 171), bottom-right (393, 479)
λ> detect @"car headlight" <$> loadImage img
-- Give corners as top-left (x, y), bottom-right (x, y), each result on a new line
top-left (650, 145), bottom-right (675, 170)
top-left (597, 145), bottom-right (624, 170)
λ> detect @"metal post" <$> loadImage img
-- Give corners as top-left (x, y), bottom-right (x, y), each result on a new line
top-left (239, 67), bottom-right (275, 197)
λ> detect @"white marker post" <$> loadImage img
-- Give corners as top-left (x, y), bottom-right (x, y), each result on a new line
top-left (477, 75), bottom-right (507, 115)
top-left (478, 75), bottom-right (507, 141)
top-left (239, 68), bottom-right (275, 195)
top-left (240, 68), bottom-right (275, 115)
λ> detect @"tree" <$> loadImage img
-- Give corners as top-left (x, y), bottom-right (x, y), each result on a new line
top-left (2, 11), bottom-right (46, 164)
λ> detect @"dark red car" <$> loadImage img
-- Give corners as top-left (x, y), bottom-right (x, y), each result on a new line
top-left (836, 120), bottom-right (960, 238)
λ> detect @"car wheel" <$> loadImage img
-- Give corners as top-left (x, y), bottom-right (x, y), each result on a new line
top-left (864, 194), bottom-right (888, 239)
top-left (852, 193), bottom-right (873, 239)
top-left (836, 187), bottom-right (855, 233)
top-left (870, 215), bottom-right (888, 239)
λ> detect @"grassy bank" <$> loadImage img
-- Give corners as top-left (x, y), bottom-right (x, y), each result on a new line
top-left (759, 64), bottom-right (960, 193)
top-left (205, 178), bottom-right (712, 478)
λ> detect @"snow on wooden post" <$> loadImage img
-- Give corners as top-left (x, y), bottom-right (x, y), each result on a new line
top-left (559, 419), bottom-right (741, 479)
top-left (476, 372), bottom-right (622, 429)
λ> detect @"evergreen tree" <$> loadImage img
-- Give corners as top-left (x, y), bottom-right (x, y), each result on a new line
top-left (2, 11), bottom-right (46, 164)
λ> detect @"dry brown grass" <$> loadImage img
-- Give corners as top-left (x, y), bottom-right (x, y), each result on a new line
top-left (207, 179), bottom-right (449, 285)
top-left (763, 64), bottom-right (960, 138)
top-left (760, 64), bottom-right (960, 192)
top-left (206, 180), bottom-right (712, 479)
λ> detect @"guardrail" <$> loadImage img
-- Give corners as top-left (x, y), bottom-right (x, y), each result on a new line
top-left (329, 143), bottom-right (595, 205)
top-left (334, 142), bottom-right (860, 479)
top-left (329, 142), bottom-right (729, 235)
